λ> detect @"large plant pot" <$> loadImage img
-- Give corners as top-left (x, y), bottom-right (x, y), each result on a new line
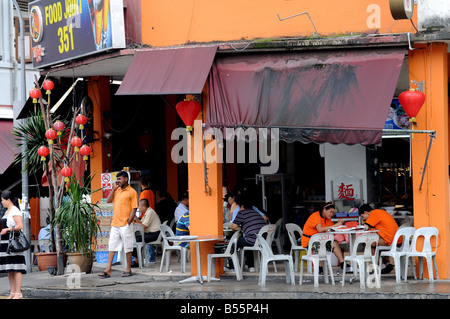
top-left (35, 252), bottom-right (58, 271)
top-left (67, 252), bottom-right (93, 273)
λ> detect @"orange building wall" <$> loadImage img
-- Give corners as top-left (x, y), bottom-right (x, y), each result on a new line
top-left (141, 0), bottom-right (417, 47)
top-left (409, 43), bottom-right (450, 279)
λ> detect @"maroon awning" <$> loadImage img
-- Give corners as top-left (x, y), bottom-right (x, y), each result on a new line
top-left (116, 46), bottom-right (218, 95)
top-left (0, 120), bottom-right (17, 174)
top-left (206, 48), bottom-right (406, 145)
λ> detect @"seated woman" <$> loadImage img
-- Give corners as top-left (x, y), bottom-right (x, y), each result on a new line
top-left (301, 201), bottom-right (347, 272)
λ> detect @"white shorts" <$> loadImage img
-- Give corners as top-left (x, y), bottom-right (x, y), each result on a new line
top-left (108, 224), bottom-right (134, 253)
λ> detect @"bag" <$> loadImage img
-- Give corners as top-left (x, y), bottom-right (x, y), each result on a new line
top-left (7, 230), bottom-right (30, 254)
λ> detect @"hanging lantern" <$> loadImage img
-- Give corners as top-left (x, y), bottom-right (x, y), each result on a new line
top-left (37, 146), bottom-right (49, 171)
top-left (175, 99), bottom-right (201, 133)
top-left (398, 88), bottom-right (426, 125)
top-left (75, 114), bottom-right (88, 140)
top-left (29, 88), bottom-right (41, 112)
top-left (79, 145), bottom-right (92, 170)
top-left (45, 128), bottom-right (57, 154)
top-left (42, 80), bottom-right (54, 95)
top-left (53, 120), bottom-right (65, 143)
top-left (70, 136), bottom-right (83, 161)
top-left (61, 166), bottom-right (73, 190)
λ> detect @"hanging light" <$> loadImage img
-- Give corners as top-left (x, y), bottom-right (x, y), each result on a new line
top-left (61, 166), bottom-right (73, 190)
top-left (175, 99), bottom-right (201, 133)
top-left (70, 136), bottom-right (83, 161)
top-left (53, 120), bottom-right (65, 143)
top-left (37, 146), bottom-right (49, 171)
top-left (29, 88), bottom-right (41, 112)
top-left (45, 128), bottom-right (57, 154)
top-left (79, 145), bottom-right (92, 170)
top-left (398, 88), bottom-right (426, 125)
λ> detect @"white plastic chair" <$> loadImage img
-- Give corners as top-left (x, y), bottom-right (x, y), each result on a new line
top-left (159, 224), bottom-right (188, 273)
top-left (342, 233), bottom-right (380, 289)
top-left (133, 224), bottom-right (146, 269)
top-left (239, 224), bottom-right (276, 273)
top-left (285, 223), bottom-right (307, 272)
top-left (207, 231), bottom-right (242, 282)
top-left (299, 233), bottom-right (335, 287)
top-left (144, 220), bottom-right (168, 266)
top-left (404, 227), bottom-right (439, 283)
top-left (272, 218), bottom-right (284, 254)
top-left (377, 227), bottom-right (415, 283)
top-left (256, 234), bottom-right (295, 288)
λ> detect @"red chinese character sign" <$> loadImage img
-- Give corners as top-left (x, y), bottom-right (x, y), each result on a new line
top-left (337, 182), bottom-right (355, 201)
top-left (332, 175), bottom-right (363, 211)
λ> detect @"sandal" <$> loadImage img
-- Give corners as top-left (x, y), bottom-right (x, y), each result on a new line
top-left (122, 271), bottom-right (133, 277)
top-left (98, 272), bottom-right (111, 278)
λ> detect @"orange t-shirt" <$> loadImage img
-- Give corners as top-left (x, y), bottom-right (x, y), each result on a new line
top-left (365, 209), bottom-right (399, 246)
top-left (111, 185), bottom-right (138, 227)
top-left (301, 211), bottom-right (334, 247)
top-left (139, 188), bottom-right (155, 210)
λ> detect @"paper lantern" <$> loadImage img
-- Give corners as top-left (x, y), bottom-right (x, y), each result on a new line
top-left (37, 146), bottom-right (49, 171)
top-left (45, 129), bottom-right (57, 154)
top-left (398, 88), bottom-right (426, 124)
top-left (176, 100), bottom-right (201, 132)
top-left (29, 88), bottom-right (41, 112)
top-left (53, 120), bottom-right (65, 143)
top-left (70, 136), bottom-right (83, 161)
top-left (42, 80), bottom-right (54, 95)
top-left (61, 166), bottom-right (73, 189)
top-left (75, 114), bottom-right (88, 140)
top-left (79, 145), bottom-right (92, 170)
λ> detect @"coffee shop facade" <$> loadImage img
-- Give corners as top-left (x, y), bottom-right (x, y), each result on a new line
top-left (25, 0), bottom-right (450, 278)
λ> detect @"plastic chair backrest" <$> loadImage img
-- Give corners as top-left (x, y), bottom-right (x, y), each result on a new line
top-left (39, 239), bottom-right (52, 252)
top-left (258, 224), bottom-right (276, 244)
top-left (160, 224), bottom-right (176, 244)
top-left (256, 234), bottom-right (274, 259)
top-left (410, 227), bottom-right (439, 254)
top-left (307, 233), bottom-right (334, 257)
top-left (351, 233), bottom-right (379, 258)
top-left (273, 218), bottom-right (283, 238)
top-left (285, 223), bottom-right (302, 247)
top-left (224, 231), bottom-right (240, 255)
top-left (389, 227), bottom-right (415, 253)
top-left (134, 224), bottom-right (145, 239)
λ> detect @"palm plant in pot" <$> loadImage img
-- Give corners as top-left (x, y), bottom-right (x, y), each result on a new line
top-left (52, 174), bottom-right (100, 273)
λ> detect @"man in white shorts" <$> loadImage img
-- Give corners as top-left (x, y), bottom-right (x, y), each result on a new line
top-left (99, 171), bottom-right (138, 278)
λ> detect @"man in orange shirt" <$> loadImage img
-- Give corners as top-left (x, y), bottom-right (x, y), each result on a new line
top-left (99, 171), bottom-right (138, 278)
top-left (139, 174), bottom-right (155, 210)
top-left (358, 204), bottom-right (399, 274)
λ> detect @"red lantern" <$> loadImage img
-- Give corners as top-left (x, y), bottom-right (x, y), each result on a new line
top-left (176, 100), bottom-right (201, 132)
top-left (70, 136), bottom-right (83, 161)
top-left (53, 120), bottom-right (65, 143)
top-left (43, 80), bottom-right (54, 95)
top-left (37, 146), bottom-right (49, 171)
top-left (61, 166), bottom-right (73, 189)
top-left (29, 88), bottom-right (41, 112)
top-left (75, 114), bottom-right (88, 140)
top-left (45, 129), bottom-right (57, 152)
top-left (398, 88), bottom-right (426, 124)
top-left (79, 145), bottom-right (92, 170)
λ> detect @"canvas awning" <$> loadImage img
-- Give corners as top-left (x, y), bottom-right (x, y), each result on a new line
top-left (206, 47), bottom-right (406, 145)
top-left (116, 46), bottom-right (218, 95)
top-left (0, 120), bottom-right (17, 174)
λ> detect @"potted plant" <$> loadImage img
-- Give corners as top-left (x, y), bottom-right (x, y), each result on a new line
top-left (52, 174), bottom-right (100, 273)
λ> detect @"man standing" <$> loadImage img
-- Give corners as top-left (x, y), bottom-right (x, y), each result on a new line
top-left (358, 204), bottom-right (399, 274)
top-left (99, 171), bottom-right (138, 278)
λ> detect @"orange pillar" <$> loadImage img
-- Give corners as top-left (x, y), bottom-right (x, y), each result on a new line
top-left (409, 42), bottom-right (450, 279)
top-left (88, 76), bottom-right (112, 204)
top-left (187, 94), bottom-right (223, 277)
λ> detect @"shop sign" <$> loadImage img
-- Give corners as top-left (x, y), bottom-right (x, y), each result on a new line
top-left (384, 98), bottom-right (411, 130)
top-left (28, 0), bottom-right (125, 68)
top-left (331, 175), bottom-right (363, 204)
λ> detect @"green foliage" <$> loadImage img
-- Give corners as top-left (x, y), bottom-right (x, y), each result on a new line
top-left (52, 174), bottom-right (100, 254)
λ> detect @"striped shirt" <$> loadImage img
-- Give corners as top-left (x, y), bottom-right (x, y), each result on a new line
top-left (233, 208), bottom-right (267, 245)
top-left (175, 211), bottom-right (190, 247)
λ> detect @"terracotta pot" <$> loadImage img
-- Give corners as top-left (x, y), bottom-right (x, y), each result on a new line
top-left (35, 252), bottom-right (58, 271)
top-left (67, 252), bottom-right (93, 273)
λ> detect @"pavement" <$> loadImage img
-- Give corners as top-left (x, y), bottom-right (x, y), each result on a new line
top-left (1, 253), bottom-right (449, 301)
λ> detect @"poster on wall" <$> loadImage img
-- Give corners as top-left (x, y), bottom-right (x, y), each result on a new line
top-left (384, 98), bottom-right (411, 130)
top-left (29, 0), bottom-right (125, 68)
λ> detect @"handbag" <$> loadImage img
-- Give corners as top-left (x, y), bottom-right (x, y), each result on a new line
top-left (7, 229), bottom-right (30, 254)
